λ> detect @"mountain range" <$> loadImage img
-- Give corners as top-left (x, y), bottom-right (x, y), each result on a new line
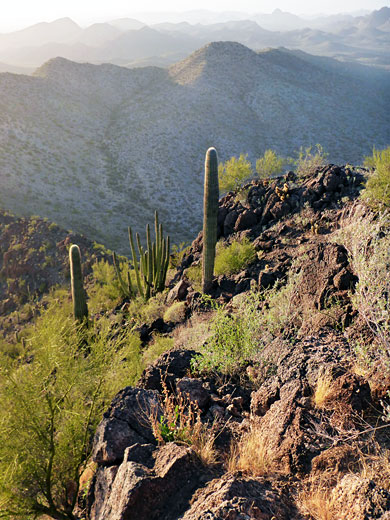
top-left (0, 7), bottom-right (389, 71)
top-left (0, 42), bottom-right (389, 251)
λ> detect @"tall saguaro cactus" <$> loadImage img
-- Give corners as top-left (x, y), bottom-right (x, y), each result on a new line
top-left (202, 147), bottom-right (219, 294)
top-left (69, 244), bottom-right (88, 322)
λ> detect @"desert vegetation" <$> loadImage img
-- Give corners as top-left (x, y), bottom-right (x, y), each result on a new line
top-left (0, 144), bottom-right (389, 519)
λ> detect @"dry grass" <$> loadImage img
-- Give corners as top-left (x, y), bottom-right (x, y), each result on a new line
top-left (148, 381), bottom-right (218, 466)
top-left (358, 446), bottom-right (390, 491)
top-left (313, 368), bottom-right (336, 409)
top-left (298, 474), bottom-right (337, 520)
top-left (172, 311), bottom-right (214, 351)
top-left (227, 420), bottom-right (277, 476)
top-left (299, 443), bottom-right (390, 519)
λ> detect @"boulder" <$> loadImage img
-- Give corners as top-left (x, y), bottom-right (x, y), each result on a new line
top-left (331, 474), bottom-right (390, 520)
top-left (176, 377), bottom-right (210, 409)
top-left (89, 443), bottom-right (202, 520)
top-left (92, 387), bottom-right (159, 465)
top-left (181, 474), bottom-right (296, 520)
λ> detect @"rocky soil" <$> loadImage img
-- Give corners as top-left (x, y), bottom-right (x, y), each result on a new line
top-left (82, 164), bottom-right (390, 519)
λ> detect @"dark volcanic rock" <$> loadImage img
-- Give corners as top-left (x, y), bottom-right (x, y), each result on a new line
top-left (234, 210), bottom-right (257, 231)
top-left (181, 474), bottom-right (297, 520)
top-left (89, 443), bottom-right (205, 520)
top-left (92, 387), bottom-right (159, 465)
top-left (331, 474), bottom-right (390, 520)
top-left (138, 348), bottom-right (196, 392)
top-left (176, 377), bottom-right (210, 409)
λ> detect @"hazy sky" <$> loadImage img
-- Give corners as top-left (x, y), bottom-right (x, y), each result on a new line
top-left (1, 0), bottom-right (388, 31)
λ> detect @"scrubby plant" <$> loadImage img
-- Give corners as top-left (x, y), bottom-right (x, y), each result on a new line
top-left (256, 149), bottom-right (285, 179)
top-left (227, 420), bottom-right (276, 476)
top-left (362, 146), bottom-right (390, 208)
top-left (148, 382), bottom-right (217, 466)
top-left (0, 295), bottom-right (142, 520)
top-left (69, 244), bottom-right (88, 323)
top-left (191, 294), bottom-right (263, 375)
top-left (293, 144), bottom-right (328, 177)
top-left (163, 301), bottom-right (187, 324)
top-left (214, 237), bottom-right (256, 276)
top-left (142, 334), bottom-right (174, 368)
top-left (202, 147), bottom-right (219, 294)
top-left (336, 208), bottom-right (390, 368)
top-left (218, 153), bottom-right (253, 193)
top-left (185, 264), bottom-right (202, 291)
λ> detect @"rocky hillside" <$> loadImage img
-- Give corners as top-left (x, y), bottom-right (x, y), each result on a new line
top-left (82, 163), bottom-right (390, 519)
top-left (0, 42), bottom-right (389, 252)
top-left (0, 209), bottom-right (110, 335)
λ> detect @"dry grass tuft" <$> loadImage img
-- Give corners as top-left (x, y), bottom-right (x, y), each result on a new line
top-left (313, 368), bottom-right (336, 409)
top-left (298, 473), bottom-right (337, 520)
top-left (227, 420), bottom-right (277, 476)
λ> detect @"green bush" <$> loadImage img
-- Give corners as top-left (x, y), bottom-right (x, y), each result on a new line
top-left (185, 264), bottom-right (202, 291)
top-left (214, 238), bottom-right (256, 276)
top-left (163, 301), bottom-right (187, 323)
top-left (293, 144), bottom-right (328, 177)
top-left (191, 294), bottom-right (263, 375)
top-left (0, 295), bottom-right (142, 519)
top-left (362, 146), bottom-right (390, 208)
top-left (218, 153), bottom-right (253, 193)
top-left (336, 209), bottom-right (390, 366)
top-left (143, 334), bottom-right (174, 367)
top-left (256, 149), bottom-right (285, 179)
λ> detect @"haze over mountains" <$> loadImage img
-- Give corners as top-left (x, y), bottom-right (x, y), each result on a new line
top-left (0, 42), bottom-right (389, 250)
top-left (0, 7), bottom-right (389, 71)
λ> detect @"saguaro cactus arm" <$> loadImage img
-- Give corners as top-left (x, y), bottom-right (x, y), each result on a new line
top-left (202, 147), bottom-right (219, 294)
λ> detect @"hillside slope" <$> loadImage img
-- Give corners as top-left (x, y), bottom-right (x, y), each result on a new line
top-left (0, 42), bottom-right (389, 251)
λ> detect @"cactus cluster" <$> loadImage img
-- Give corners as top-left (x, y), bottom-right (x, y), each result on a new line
top-left (114, 211), bottom-right (170, 301)
top-left (202, 147), bottom-right (219, 294)
top-left (69, 244), bottom-right (88, 322)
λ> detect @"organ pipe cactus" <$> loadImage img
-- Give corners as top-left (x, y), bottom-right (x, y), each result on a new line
top-left (69, 244), bottom-right (88, 322)
top-left (202, 147), bottom-right (219, 294)
top-left (114, 212), bottom-right (170, 301)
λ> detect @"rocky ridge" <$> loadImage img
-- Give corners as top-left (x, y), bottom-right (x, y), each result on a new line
top-left (83, 164), bottom-right (390, 520)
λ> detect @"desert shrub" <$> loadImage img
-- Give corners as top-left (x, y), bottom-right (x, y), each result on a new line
top-left (362, 146), bottom-right (390, 208)
top-left (256, 149), bottom-right (286, 179)
top-left (228, 420), bottom-right (277, 476)
top-left (191, 294), bottom-right (263, 375)
top-left (294, 144), bottom-right (328, 177)
top-left (142, 334), bottom-right (174, 367)
top-left (163, 301), bottom-right (187, 323)
top-left (214, 237), bottom-right (256, 276)
top-left (127, 291), bottom-right (167, 326)
top-left (169, 242), bottom-right (190, 269)
top-left (336, 208), bottom-right (390, 369)
top-left (0, 296), bottom-right (142, 519)
top-left (185, 264), bottom-right (202, 291)
top-left (88, 259), bottom-right (127, 312)
top-left (218, 153), bottom-right (253, 193)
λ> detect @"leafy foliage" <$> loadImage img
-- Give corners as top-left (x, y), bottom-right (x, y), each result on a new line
top-left (191, 294), bottom-right (264, 375)
top-left (293, 144), bottom-right (328, 177)
top-left (362, 146), bottom-right (390, 208)
top-left (0, 294), bottom-right (142, 519)
top-left (256, 149), bottom-right (286, 179)
top-left (214, 238), bottom-right (256, 276)
top-left (218, 153), bottom-right (253, 193)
